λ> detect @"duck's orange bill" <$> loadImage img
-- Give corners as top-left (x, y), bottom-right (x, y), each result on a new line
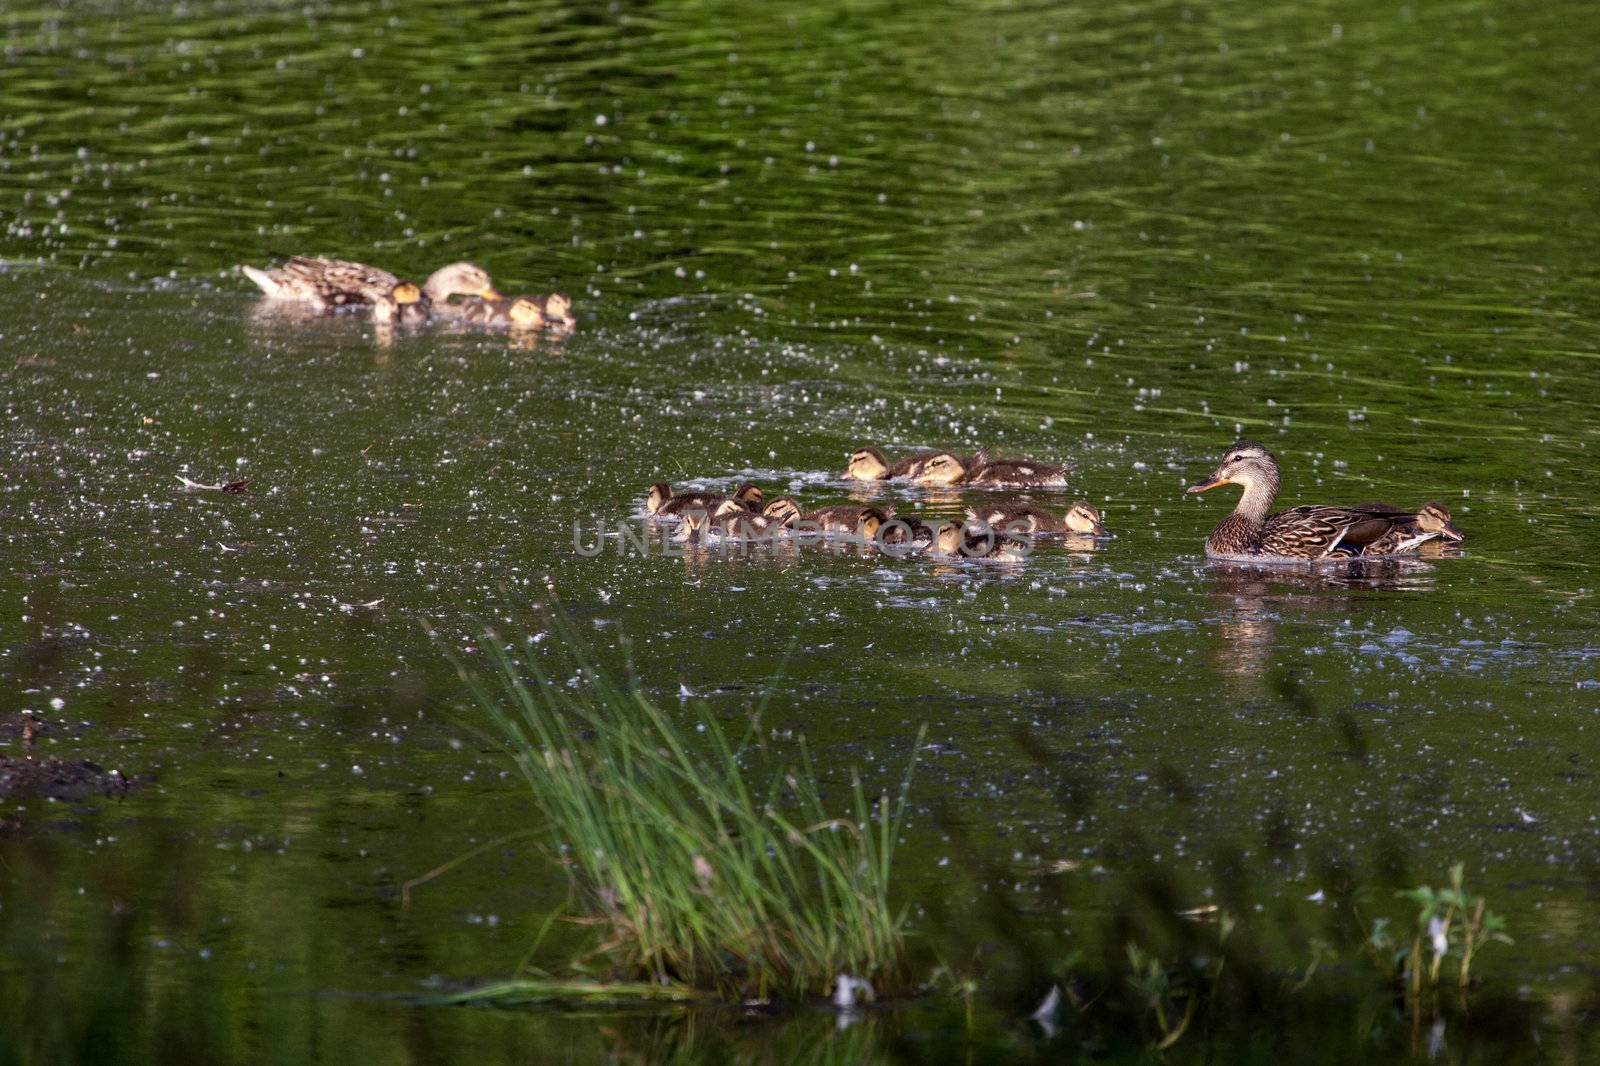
top-left (481, 286), bottom-right (505, 300)
top-left (1186, 476), bottom-right (1229, 494)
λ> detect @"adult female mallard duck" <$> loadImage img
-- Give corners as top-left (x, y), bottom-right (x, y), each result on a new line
top-left (965, 499), bottom-right (1109, 537)
top-left (240, 256), bottom-right (502, 311)
top-left (646, 481), bottom-right (763, 518)
top-left (1186, 441), bottom-right (1462, 560)
top-left (842, 447), bottom-right (980, 485)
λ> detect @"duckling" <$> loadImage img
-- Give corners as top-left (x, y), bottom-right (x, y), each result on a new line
top-left (759, 497), bottom-right (804, 529)
top-left (842, 447), bottom-right (978, 485)
top-left (240, 257), bottom-right (502, 311)
top-left (961, 455), bottom-right (1072, 488)
top-left (456, 295), bottom-right (547, 329)
top-left (875, 516), bottom-right (943, 552)
top-left (796, 505), bottom-right (894, 539)
top-left (1356, 502), bottom-right (1464, 556)
top-left (930, 521), bottom-right (1028, 561)
top-left (370, 281), bottom-right (432, 327)
top-left (708, 498), bottom-right (790, 539)
top-left (645, 481), bottom-right (763, 518)
top-left (965, 500), bottom-right (1109, 537)
top-left (540, 292), bottom-right (577, 329)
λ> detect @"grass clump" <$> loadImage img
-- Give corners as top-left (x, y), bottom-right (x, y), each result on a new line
top-left (449, 610), bottom-right (919, 1003)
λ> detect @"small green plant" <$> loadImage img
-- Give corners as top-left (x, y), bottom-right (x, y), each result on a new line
top-left (1121, 910), bottom-right (1234, 1050)
top-left (446, 608), bottom-right (920, 1002)
top-left (1367, 863), bottom-right (1511, 995)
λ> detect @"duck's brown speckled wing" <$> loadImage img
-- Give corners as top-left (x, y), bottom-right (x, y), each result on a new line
top-left (1260, 504), bottom-right (1416, 559)
top-left (278, 256), bottom-right (400, 307)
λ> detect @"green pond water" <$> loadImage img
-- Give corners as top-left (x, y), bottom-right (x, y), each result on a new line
top-left (3, 0), bottom-right (1600, 1061)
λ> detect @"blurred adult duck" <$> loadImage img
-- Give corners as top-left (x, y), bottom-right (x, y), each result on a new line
top-left (239, 256), bottom-right (501, 312)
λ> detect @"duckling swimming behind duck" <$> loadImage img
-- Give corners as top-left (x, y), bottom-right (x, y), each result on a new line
top-left (456, 295), bottom-right (547, 329)
top-left (371, 281), bottom-right (431, 326)
top-left (1354, 501), bottom-right (1464, 556)
top-left (540, 292), bottom-right (577, 329)
top-left (965, 500), bottom-right (1108, 537)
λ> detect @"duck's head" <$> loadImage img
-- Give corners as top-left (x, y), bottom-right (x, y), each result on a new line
top-left (843, 447), bottom-right (890, 481)
top-left (679, 506), bottom-right (711, 536)
top-left (712, 498), bottom-right (748, 521)
top-left (761, 497), bottom-right (802, 528)
top-left (507, 296), bottom-right (545, 329)
top-left (423, 262), bottom-right (502, 302)
top-left (1417, 501), bottom-right (1463, 541)
top-left (856, 506), bottom-right (890, 540)
top-left (933, 521), bottom-right (964, 555)
top-left (1065, 501), bottom-right (1109, 537)
top-left (732, 482), bottom-right (764, 510)
top-left (645, 482), bottom-right (673, 514)
top-left (542, 292), bottom-right (575, 325)
top-left (1186, 440), bottom-right (1280, 498)
top-left (916, 452), bottom-right (969, 485)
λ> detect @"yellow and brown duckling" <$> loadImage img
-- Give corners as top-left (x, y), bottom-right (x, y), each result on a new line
top-left (1187, 441), bottom-right (1464, 560)
top-left (876, 516), bottom-right (944, 550)
top-left (675, 497), bottom-right (790, 539)
top-left (965, 499), bottom-right (1108, 537)
top-left (796, 504), bottom-right (894, 539)
top-left (540, 292), bottom-right (577, 329)
top-left (1353, 502), bottom-right (1464, 557)
top-left (705, 497), bottom-right (800, 539)
top-left (960, 455), bottom-right (1073, 488)
top-left (842, 447), bottom-right (979, 485)
top-left (240, 256), bottom-right (502, 312)
top-left (930, 521), bottom-right (1028, 561)
top-left (370, 281), bottom-right (431, 327)
top-left (646, 481), bottom-right (763, 518)
top-left (455, 294), bottom-right (548, 329)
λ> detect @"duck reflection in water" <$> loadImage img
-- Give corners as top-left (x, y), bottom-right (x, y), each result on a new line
top-left (1203, 557), bottom-right (1441, 693)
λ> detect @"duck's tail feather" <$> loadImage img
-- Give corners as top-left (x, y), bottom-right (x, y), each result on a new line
top-left (239, 264), bottom-right (282, 296)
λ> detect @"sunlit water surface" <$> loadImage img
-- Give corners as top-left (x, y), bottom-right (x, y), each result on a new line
top-left (3, 0), bottom-right (1599, 1061)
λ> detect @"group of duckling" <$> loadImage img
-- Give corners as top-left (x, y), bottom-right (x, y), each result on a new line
top-left (647, 443), bottom-right (1112, 562)
top-left (645, 439), bottom-right (1465, 564)
top-left (239, 255), bottom-right (575, 332)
